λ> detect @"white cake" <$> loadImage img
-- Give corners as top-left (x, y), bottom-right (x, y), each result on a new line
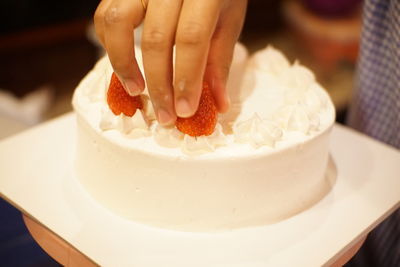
top-left (72, 44), bottom-right (335, 232)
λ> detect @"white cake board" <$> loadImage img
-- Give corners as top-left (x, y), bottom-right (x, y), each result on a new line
top-left (0, 113), bottom-right (399, 267)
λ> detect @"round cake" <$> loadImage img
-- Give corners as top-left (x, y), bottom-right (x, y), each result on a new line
top-left (72, 44), bottom-right (335, 232)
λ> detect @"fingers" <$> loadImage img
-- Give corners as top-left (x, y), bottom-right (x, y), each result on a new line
top-left (95, 0), bottom-right (248, 125)
top-left (174, 0), bottom-right (225, 118)
top-left (205, 0), bottom-right (247, 113)
top-left (96, 0), bottom-right (146, 96)
top-left (141, 0), bottom-right (183, 126)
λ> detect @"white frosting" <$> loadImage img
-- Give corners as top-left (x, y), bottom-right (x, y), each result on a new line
top-left (153, 123), bottom-right (227, 155)
top-left (99, 108), bottom-right (150, 137)
top-left (73, 45), bottom-right (333, 156)
top-left (182, 124), bottom-right (227, 155)
top-left (233, 113), bottom-right (282, 148)
top-left (72, 44), bottom-right (336, 231)
top-left (154, 125), bottom-right (184, 148)
top-left (235, 48), bottom-right (332, 140)
top-left (249, 45), bottom-right (290, 75)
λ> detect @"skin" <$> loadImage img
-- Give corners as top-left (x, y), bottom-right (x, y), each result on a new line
top-left (94, 0), bottom-right (247, 125)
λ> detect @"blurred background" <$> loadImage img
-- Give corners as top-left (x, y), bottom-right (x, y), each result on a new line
top-left (0, 0), bottom-right (362, 265)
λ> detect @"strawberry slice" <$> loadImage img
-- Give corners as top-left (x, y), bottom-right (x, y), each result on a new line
top-left (107, 73), bottom-right (143, 117)
top-left (176, 82), bottom-right (218, 137)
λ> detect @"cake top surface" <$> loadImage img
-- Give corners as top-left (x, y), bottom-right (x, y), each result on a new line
top-left (72, 44), bottom-right (335, 159)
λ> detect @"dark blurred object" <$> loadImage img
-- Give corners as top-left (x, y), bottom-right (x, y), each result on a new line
top-left (0, 1), bottom-right (98, 98)
top-left (0, 37), bottom-right (97, 98)
top-left (242, 0), bottom-right (284, 36)
top-left (0, 17), bottom-right (97, 98)
top-left (0, 19), bottom-right (91, 51)
top-left (0, 0), bottom-right (98, 35)
top-left (284, 0), bottom-right (361, 72)
top-left (301, 0), bottom-right (362, 17)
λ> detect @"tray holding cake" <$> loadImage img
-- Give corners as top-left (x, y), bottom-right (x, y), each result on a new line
top-left (0, 44), bottom-right (399, 266)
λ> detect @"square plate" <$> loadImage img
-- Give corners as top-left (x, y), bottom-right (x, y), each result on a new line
top-left (0, 113), bottom-right (399, 266)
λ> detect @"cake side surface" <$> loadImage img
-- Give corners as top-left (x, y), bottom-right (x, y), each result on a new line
top-left (75, 113), bottom-right (333, 231)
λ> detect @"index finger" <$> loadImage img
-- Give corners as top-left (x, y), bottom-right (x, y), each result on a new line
top-left (174, 0), bottom-right (224, 117)
top-left (103, 0), bottom-right (146, 95)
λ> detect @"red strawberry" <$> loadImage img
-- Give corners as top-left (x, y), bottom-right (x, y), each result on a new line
top-left (176, 82), bottom-right (218, 137)
top-left (107, 73), bottom-right (143, 116)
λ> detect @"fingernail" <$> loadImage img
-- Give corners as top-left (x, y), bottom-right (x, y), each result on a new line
top-left (157, 108), bottom-right (173, 126)
top-left (176, 97), bottom-right (193, 118)
top-left (124, 79), bottom-right (141, 96)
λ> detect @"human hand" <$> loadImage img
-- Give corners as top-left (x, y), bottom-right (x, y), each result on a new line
top-left (94, 0), bottom-right (247, 125)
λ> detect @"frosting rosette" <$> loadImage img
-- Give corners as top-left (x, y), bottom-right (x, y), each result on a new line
top-left (233, 113), bottom-right (282, 148)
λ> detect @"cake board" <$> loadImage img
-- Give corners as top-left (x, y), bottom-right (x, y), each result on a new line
top-left (0, 113), bottom-right (399, 267)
